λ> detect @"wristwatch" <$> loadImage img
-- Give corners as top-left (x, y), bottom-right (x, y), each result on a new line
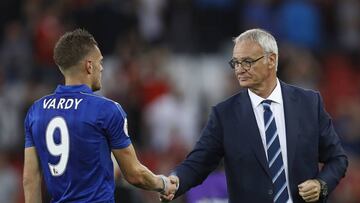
top-left (317, 179), bottom-right (328, 198)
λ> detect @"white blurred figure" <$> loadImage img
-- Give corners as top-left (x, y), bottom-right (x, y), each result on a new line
top-left (0, 81), bottom-right (26, 150)
top-left (0, 152), bottom-right (19, 203)
top-left (137, 0), bottom-right (166, 43)
top-left (144, 83), bottom-right (199, 152)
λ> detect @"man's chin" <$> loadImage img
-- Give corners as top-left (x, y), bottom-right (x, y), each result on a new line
top-left (239, 81), bottom-right (251, 88)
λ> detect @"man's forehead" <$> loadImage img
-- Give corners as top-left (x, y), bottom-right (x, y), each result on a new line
top-left (235, 40), bottom-right (261, 49)
top-left (92, 45), bottom-right (103, 58)
top-left (233, 41), bottom-right (263, 57)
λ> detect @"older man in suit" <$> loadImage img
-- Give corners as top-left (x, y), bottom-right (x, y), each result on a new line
top-left (160, 29), bottom-right (348, 203)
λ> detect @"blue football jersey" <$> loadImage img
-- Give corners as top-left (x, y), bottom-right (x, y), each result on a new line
top-left (24, 84), bottom-right (131, 203)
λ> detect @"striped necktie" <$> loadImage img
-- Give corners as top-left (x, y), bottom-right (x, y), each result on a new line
top-left (262, 100), bottom-right (289, 203)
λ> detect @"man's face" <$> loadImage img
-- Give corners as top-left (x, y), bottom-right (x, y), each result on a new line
top-left (88, 46), bottom-right (103, 91)
top-left (232, 40), bottom-right (273, 89)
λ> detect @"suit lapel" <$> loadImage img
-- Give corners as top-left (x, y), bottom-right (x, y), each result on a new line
top-left (280, 82), bottom-right (300, 179)
top-left (235, 91), bottom-right (271, 178)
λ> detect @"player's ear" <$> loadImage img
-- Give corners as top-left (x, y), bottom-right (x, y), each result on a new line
top-left (85, 60), bottom-right (93, 74)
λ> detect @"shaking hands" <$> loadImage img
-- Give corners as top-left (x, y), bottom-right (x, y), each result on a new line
top-left (159, 175), bottom-right (179, 202)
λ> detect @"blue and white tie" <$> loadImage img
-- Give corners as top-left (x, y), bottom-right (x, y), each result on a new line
top-left (262, 100), bottom-right (289, 203)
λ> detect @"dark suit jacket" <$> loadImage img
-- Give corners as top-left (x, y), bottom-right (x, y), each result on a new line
top-left (174, 81), bottom-right (348, 203)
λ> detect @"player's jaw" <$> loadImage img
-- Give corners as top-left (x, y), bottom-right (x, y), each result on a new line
top-left (91, 73), bottom-right (102, 91)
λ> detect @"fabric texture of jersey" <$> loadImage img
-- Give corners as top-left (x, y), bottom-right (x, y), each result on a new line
top-left (24, 84), bottom-right (131, 203)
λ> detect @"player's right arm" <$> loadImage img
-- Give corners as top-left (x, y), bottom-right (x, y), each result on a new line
top-left (23, 146), bottom-right (42, 203)
top-left (106, 102), bottom-right (177, 195)
top-left (112, 145), bottom-right (168, 192)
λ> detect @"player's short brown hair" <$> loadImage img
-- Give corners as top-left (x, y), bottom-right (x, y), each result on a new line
top-left (53, 29), bottom-right (98, 70)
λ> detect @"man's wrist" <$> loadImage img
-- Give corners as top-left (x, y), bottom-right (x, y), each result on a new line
top-left (158, 175), bottom-right (168, 193)
top-left (316, 178), bottom-right (328, 198)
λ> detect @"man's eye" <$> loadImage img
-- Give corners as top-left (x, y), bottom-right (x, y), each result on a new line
top-left (231, 60), bottom-right (239, 65)
top-left (243, 60), bottom-right (252, 65)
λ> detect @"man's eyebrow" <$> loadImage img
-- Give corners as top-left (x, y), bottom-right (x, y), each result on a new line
top-left (233, 57), bottom-right (252, 61)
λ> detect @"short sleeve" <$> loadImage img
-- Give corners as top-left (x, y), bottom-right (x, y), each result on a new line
top-left (24, 105), bottom-right (34, 148)
top-left (100, 102), bottom-right (131, 149)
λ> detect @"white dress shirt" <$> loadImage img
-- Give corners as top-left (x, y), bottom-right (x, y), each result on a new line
top-left (248, 78), bottom-right (293, 203)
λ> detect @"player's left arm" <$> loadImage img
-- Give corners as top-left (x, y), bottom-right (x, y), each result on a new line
top-left (23, 147), bottom-right (42, 203)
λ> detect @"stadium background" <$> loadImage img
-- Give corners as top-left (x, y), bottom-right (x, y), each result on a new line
top-left (0, 0), bottom-right (359, 202)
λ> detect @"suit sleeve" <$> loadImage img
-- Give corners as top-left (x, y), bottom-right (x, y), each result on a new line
top-left (174, 107), bottom-right (224, 197)
top-left (316, 93), bottom-right (348, 194)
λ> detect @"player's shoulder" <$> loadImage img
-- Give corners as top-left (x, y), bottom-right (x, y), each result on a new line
top-left (24, 93), bottom-right (56, 122)
top-left (80, 92), bottom-right (125, 112)
top-left (30, 93), bottom-right (57, 110)
top-left (79, 92), bottom-right (113, 103)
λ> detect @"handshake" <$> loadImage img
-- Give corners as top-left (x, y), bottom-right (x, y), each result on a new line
top-left (158, 175), bottom-right (179, 202)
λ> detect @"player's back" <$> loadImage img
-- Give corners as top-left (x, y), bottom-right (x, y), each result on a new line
top-left (25, 85), bottom-right (131, 203)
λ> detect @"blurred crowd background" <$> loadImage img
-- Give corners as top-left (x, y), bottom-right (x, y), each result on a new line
top-left (0, 0), bottom-right (359, 202)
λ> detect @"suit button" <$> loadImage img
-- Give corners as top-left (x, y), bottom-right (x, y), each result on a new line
top-left (268, 189), bottom-right (273, 195)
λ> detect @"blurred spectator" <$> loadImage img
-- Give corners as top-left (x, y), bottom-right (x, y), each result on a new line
top-left (280, 45), bottom-right (321, 89)
top-left (275, 0), bottom-right (323, 50)
top-left (319, 53), bottom-right (359, 116)
top-left (193, 0), bottom-right (238, 52)
top-left (0, 21), bottom-right (32, 82)
top-left (72, 1), bottom-right (137, 55)
top-left (137, 0), bottom-right (167, 43)
top-left (140, 48), bottom-right (170, 107)
top-left (0, 151), bottom-right (20, 203)
top-left (335, 0), bottom-right (360, 52)
top-left (0, 0), bottom-right (22, 39)
top-left (33, 3), bottom-right (64, 84)
top-left (0, 81), bottom-right (26, 150)
top-left (334, 97), bottom-right (360, 156)
top-left (34, 4), bottom-right (63, 67)
top-left (144, 83), bottom-right (199, 152)
top-left (241, 0), bottom-right (277, 35)
top-left (114, 56), bottom-right (144, 146)
top-left (165, 0), bottom-right (195, 53)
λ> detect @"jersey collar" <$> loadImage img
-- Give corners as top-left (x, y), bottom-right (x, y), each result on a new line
top-left (55, 84), bottom-right (93, 94)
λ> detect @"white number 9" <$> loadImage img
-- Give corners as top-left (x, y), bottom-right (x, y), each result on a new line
top-left (46, 117), bottom-right (70, 176)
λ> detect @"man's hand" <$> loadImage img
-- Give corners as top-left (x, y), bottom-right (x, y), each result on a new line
top-left (159, 175), bottom-right (179, 202)
top-left (298, 179), bottom-right (321, 202)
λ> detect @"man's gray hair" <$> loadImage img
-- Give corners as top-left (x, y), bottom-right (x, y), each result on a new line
top-left (234, 28), bottom-right (278, 70)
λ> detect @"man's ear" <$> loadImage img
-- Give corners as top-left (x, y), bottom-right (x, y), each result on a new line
top-left (85, 60), bottom-right (92, 74)
top-left (268, 53), bottom-right (276, 69)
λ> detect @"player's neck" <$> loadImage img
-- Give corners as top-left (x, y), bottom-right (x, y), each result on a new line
top-left (64, 75), bottom-right (91, 88)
